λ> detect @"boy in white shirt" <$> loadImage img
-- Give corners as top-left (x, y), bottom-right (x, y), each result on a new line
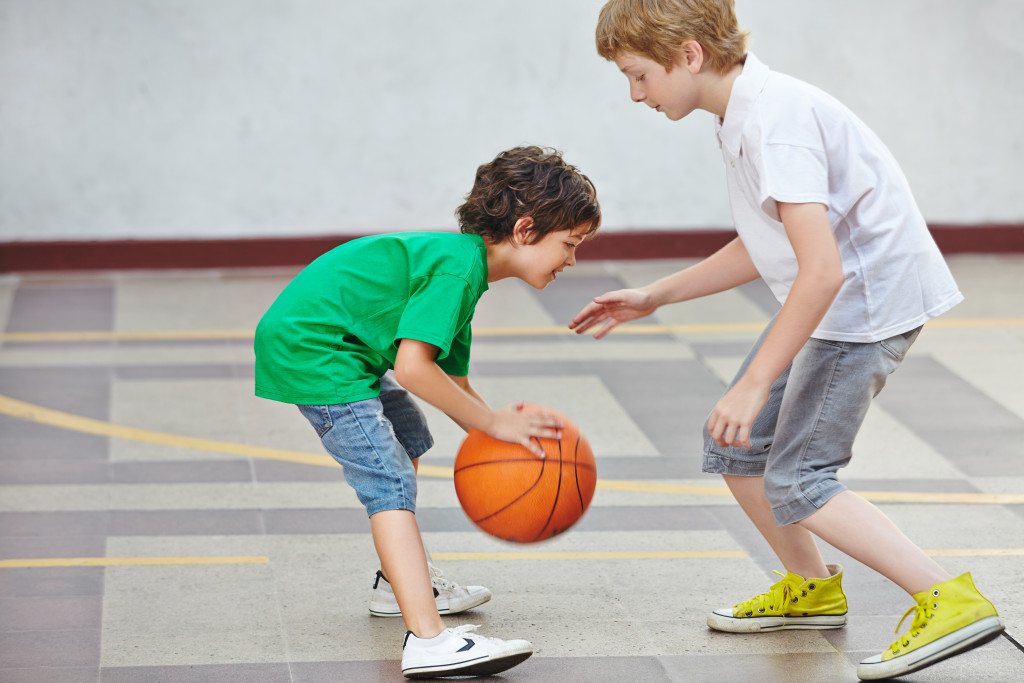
top-left (571, 1), bottom-right (1003, 679)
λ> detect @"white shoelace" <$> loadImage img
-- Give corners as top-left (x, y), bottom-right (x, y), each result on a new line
top-left (450, 623), bottom-right (503, 645)
top-left (428, 563), bottom-right (457, 591)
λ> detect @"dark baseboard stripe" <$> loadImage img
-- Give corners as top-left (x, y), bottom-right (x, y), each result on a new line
top-left (1, 224), bottom-right (1022, 273)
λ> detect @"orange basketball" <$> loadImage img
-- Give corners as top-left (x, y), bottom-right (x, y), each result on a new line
top-left (454, 404), bottom-right (597, 543)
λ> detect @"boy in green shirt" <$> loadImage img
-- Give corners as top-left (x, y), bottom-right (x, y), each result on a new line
top-left (255, 146), bottom-right (600, 678)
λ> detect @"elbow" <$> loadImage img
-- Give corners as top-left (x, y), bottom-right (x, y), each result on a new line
top-left (817, 271), bottom-right (844, 304)
top-left (392, 359), bottom-right (421, 393)
top-left (817, 253), bottom-right (845, 296)
top-left (826, 269), bottom-right (845, 298)
top-left (802, 263), bottom-right (844, 302)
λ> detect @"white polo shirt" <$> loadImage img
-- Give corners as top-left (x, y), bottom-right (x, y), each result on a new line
top-left (715, 53), bottom-right (963, 342)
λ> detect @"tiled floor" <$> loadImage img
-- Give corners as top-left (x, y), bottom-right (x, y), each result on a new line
top-left (1, 255), bottom-right (1023, 682)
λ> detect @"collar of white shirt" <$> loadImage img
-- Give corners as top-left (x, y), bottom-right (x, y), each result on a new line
top-left (715, 52), bottom-right (771, 158)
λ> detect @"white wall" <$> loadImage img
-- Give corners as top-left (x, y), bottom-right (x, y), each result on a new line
top-left (1, 0), bottom-right (1022, 241)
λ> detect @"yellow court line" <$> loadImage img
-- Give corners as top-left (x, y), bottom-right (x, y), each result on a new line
top-left (0, 393), bottom-right (336, 468)
top-left (0, 556), bottom-right (270, 569)
top-left (0, 329), bottom-right (256, 343)
top-left (2, 317), bottom-right (1023, 344)
top-left (596, 479), bottom-right (732, 497)
top-left (0, 393), bottom-right (1022, 505)
top-left (593, 478), bottom-right (1024, 504)
top-left (853, 491), bottom-right (1024, 505)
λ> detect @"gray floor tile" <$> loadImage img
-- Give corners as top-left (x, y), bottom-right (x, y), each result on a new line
top-left (1, 667), bottom-right (100, 683)
top-left (0, 595), bottom-right (103, 631)
top-left (5, 284), bottom-right (114, 333)
top-left (100, 663), bottom-right (290, 682)
top-left (0, 628), bottom-right (101, 668)
top-left (0, 567), bottom-right (105, 598)
top-left (0, 260), bottom-right (1021, 682)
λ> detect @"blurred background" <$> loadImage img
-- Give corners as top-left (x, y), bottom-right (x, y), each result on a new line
top-left (1, 0), bottom-right (1022, 252)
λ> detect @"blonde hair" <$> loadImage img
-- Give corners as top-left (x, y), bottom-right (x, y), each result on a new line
top-left (596, 0), bottom-right (749, 74)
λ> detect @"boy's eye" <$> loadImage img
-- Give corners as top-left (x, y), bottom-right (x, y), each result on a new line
top-left (636, 74), bottom-right (645, 82)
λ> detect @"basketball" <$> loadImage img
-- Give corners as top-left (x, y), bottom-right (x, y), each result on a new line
top-left (454, 404), bottom-right (597, 543)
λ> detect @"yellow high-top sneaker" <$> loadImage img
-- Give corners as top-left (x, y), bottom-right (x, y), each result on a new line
top-left (707, 563), bottom-right (848, 632)
top-left (857, 572), bottom-right (1003, 680)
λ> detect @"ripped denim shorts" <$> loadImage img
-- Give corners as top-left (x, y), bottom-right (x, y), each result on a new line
top-left (297, 373), bottom-right (434, 517)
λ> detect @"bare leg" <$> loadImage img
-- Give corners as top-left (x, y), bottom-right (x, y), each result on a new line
top-left (724, 474), bottom-right (830, 579)
top-left (379, 459), bottom-right (433, 576)
top-left (797, 490), bottom-right (950, 595)
top-left (410, 457), bottom-right (435, 563)
top-left (370, 509), bottom-right (445, 638)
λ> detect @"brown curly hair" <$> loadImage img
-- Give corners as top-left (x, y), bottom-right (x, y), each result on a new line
top-left (456, 146), bottom-right (601, 244)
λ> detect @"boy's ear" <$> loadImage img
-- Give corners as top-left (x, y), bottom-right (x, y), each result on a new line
top-left (512, 217), bottom-right (535, 245)
top-left (680, 39), bottom-right (705, 74)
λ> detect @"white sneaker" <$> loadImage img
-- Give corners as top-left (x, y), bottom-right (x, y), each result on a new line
top-left (369, 563), bottom-right (492, 618)
top-left (401, 624), bottom-right (533, 679)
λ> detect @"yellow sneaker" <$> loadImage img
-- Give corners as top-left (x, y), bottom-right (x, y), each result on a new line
top-left (857, 572), bottom-right (1004, 680)
top-left (707, 563), bottom-right (848, 632)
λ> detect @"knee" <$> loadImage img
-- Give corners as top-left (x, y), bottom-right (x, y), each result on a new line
top-left (345, 459), bottom-right (418, 518)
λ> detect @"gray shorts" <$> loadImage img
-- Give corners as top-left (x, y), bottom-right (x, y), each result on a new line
top-left (702, 320), bottom-right (922, 526)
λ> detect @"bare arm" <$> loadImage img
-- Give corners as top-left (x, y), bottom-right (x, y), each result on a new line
top-left (447, 374), bottom-right (489, 433)
top-left (570, 237), bottom-right (761, 338)
top-left (647, 236), bottom-right (762, 306)
top-left (706, 202), bottom-right (845, 447)
top-left (393, 338), bottom-right (561, 457)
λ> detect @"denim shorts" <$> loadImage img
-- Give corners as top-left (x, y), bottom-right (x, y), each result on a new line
top-left (702, 320), bottom-right (922, 526)
top-left (298, 373), bottom-right (434, 517)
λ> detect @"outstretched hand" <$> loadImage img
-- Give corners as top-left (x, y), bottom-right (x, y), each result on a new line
top-left (486, 402), bottom-right (563, 458)
top-left (568, 289), bottom-right (656, 339)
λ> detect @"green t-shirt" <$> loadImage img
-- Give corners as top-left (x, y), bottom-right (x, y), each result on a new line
top-left (254, 232), bottom-right (489, 405)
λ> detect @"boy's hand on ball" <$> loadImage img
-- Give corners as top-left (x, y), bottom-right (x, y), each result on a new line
top-left (486, 402), bottom-right (563, 458)
top-left (455, 403), bottom-right (596, 542)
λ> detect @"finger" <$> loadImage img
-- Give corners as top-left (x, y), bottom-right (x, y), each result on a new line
top-left (592, 292), bottom-right (626, 305)
top-left (736, 425), bottom-right (751, 449)
top-left (570, 317), bottom-right (597, 333)
top-left (524, 437), bottom-right (546, 459)
top-left (576, 312), bottom-right (613, 335)
top-left (532, 426), bottom-right (562, 440)
top-left (570, 302), bottom-right (605, 327)
top-left (707, 416), bottom-right (726, 448)
top-left (532, 412), bottom-right (563, 429)
top-left (594, 320), bottom-right (620, 339)
top-left (570, 310), bottom-right (608, 333)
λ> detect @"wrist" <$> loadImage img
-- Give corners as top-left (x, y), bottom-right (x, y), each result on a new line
top-left (640, 284), bottom-right (664, 309)
top-left (481, 409), bottom-right (498, 435)
top-left (739, 369), bottom-right (776, 391)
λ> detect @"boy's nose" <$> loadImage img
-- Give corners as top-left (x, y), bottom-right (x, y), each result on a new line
top-left (630, 85), bottom-right (644, 103)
